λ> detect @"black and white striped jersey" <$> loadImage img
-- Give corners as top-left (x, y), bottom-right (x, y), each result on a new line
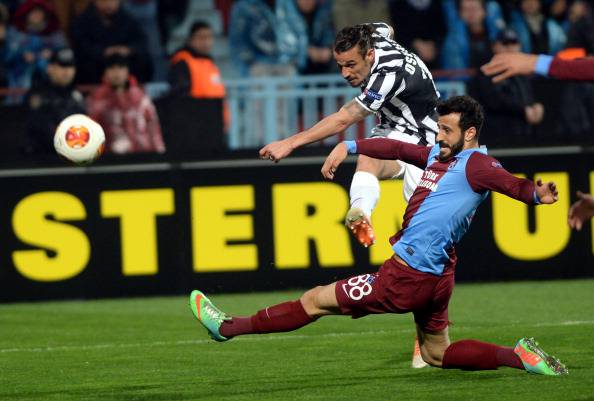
top-left (355, 22), bottom-right (440, 146)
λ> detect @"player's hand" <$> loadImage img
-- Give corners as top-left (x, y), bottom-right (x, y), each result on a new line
top-left (259, 139), bottom-right (294, 163)
top-left (568, 191), bottom-right (594, 231)
top-left (481, 53), bottom-right (538, 83)
top-left (321, 142), bottom-right (348, 180)
top-left (534, 178), bottom-right (558, 204)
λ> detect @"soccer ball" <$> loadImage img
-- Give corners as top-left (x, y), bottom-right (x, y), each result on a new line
top-left (54, 114), bottom-right (105, 165)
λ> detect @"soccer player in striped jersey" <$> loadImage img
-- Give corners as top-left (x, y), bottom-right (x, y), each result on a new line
top-left (192, 96), bottom-right (568, 376)
top-left (260, 23), bottom-right (440, 248)
top-left (260, 22), bottom-right (438, 368)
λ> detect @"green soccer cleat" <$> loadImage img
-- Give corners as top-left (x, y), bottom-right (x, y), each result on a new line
top-left (189, 290), bottom-right (230, 342)
top-left (514, 337), bottom-right (568, 376)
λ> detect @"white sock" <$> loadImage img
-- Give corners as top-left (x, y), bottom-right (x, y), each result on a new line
top-left (349, 171), bottom-right (380, 217)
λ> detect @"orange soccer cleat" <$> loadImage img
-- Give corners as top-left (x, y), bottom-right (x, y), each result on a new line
top-left (345, 208), bottom-right (376, 247)
top-left (411, 336), bottom-right (428, 368)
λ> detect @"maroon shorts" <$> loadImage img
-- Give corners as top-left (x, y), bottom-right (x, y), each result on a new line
top-left (335, 256), bottom-right (454, 332)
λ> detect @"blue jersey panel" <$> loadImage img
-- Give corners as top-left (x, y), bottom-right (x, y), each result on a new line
top-left (393, 147), bottom-right (489, 275)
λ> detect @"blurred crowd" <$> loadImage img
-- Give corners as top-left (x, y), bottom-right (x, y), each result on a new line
top-left (0, 0), bottom-right (592, 158)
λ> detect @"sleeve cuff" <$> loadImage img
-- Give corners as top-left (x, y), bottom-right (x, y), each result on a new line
top-left (534, 55), bottom-right (554, 77)
top-left (344, 140), bottom-right (357, 154)
top-left (533, 191), bottom-right (542, 205)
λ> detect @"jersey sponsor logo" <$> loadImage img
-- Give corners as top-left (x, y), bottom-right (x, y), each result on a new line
top-left (418, 169), bottom-right (440, 192)
top-left (364, 89), bottom-right (382, 101)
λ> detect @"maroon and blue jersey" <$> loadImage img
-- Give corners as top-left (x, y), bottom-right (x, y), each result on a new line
top-left (350, 138), bottom-right (539, 276)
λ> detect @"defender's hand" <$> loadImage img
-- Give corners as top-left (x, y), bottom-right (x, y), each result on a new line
top-left (535, 178), bottom-right (558, 204)
top-left (259, 139), bottom-right (294, 163)
top-left (321, 143), bottom-right (348, 180)
top-left (481, 53), bottom-right (538, 83)
top-left (568, 191), bottom-right (594, 231)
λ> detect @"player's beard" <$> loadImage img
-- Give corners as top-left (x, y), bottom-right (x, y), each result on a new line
top-left (438, 136), bottom-right (464, 161)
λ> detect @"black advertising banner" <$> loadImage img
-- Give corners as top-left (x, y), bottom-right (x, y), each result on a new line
top-left (0, 151), bottom-right (592, 302)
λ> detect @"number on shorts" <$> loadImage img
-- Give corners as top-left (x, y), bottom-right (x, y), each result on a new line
top-left (347, 274), bottom-right (373, 301)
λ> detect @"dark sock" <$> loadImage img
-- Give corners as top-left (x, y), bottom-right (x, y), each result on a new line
top-left (496, 346), bottom-right (524, 369)
top-left (220, 300), bottom-right (314, 337)
top-left (442, 339), bottom-right (523, 370)
top-left (219, 316), bottom-right (253, 338)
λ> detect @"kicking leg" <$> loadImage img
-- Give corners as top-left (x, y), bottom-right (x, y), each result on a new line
top-left (348, 156), bottom-right (401, 247)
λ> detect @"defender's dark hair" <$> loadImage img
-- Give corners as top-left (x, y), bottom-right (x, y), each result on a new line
top-left (437, 95), bottom-right (484, 137)
top-left (334, 24), bottom-right (375, 58)
top-left (190, 20), bottom-right (211, 36)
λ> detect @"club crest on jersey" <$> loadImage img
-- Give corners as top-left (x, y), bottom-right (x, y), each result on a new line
top-left (491, 161), bottom-right (502, 168)
top-left (364, 89), bottom-right (382, 101)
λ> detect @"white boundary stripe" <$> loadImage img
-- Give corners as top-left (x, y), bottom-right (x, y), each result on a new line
top-left (2, 320), bottom-right (593, 354)
top-left (0, 146), bottom-right (591, 178)
top-left (0, 329), bottom-right (403, 354)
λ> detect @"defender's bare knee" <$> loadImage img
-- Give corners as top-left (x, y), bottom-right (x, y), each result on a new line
top-left (299, 284), bottom-right (339, 318)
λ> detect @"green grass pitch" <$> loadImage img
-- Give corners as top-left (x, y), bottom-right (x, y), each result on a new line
top-left (1, 279), bottom-right (594, 401)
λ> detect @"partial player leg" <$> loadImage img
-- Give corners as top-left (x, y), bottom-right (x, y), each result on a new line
top-left (439, 333), bottom-right (568, 375)
top-left (189, 283), bottom-right (341, 341)
top-left (348, 156), bottom-right (401, 247)
top-left (415, 324), bottom-right (451, 367)
top-left (404, 162), bottom-right (428, 368)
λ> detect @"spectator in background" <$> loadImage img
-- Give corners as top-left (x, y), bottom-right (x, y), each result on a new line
top-left (51, 0), bottom-right (90, 39)
top-left (509, 0), bottom-right (566, 54)
top-left (0, 3), bottom-right (8, 88)
top-left (70, 0), bottom-right (151, 84)
top-left (123, 0), bottom-right (166, 81)
top-left (441, 0), bottom-right (503, 70)
top-left (562, 0), bottom-right (594, 56)
top-left (157, 0), bottom-right (188, 47)
top-left (5, 0), bottom-right (66, 95)
top-left (469, 29), bottom-right (543, 147)
top-left (0, 0), bottom-right (22, 15)
top-left (25, 48), bottom-right (85, 155)
top-left (388, 0), bottom-right (446, 69)
top-left (295, 0), bottom-right (334, 74)
top-left (169, 21), bottom-right (225, 99)
top-left (87, 54), bottom-right (165, 154)
top-left (332, 0), bottom-right (390, 31)
top-left (229, 0), bottom-right (306, 78)
top-left (546, 0), bottom-right (570, 27)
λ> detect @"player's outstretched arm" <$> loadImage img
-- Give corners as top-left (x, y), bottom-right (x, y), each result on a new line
top-left (259, 99), bottom-right (372, 163)
top-left (568, 191), bottom-right (594, 231)
top-left (534, 178), bottom-right (558, 204)
top-left (481, 53), bottom-right (538, 83)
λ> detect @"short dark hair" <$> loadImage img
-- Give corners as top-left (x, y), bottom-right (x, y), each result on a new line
top-left (334, 24), bottom-right (375, 58)
top-left (190, 21), bottom-right (211, 36)
top-left (456, 0), bottom-right (485, 11)
top-left (437, 95), bottom-right (484, 136)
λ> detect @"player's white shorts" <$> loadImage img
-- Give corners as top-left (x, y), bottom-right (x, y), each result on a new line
top-left (371, 127), bottom-right (435, 202)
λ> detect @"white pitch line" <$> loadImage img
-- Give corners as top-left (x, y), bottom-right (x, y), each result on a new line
top-left (0, 329), bottom-right (404, 354)
top-left (535, 320), bottom-right (594, 327)
top-left (2, 320), bottom-right (593, 354)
